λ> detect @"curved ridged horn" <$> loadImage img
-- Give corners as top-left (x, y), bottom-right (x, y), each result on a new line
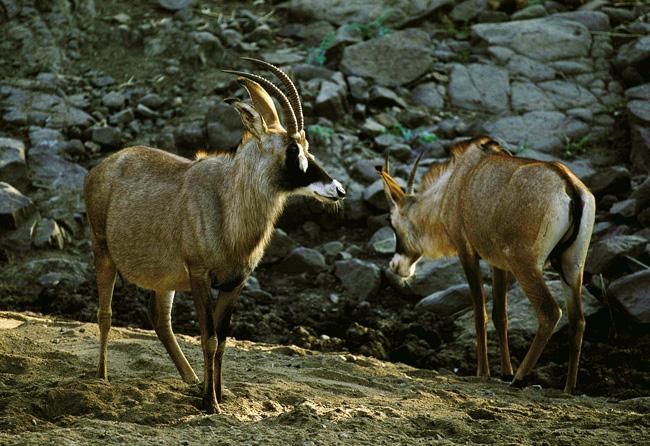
top-left (242, 57), bottom-right (304, 131)
top-left (221, 69), bottom-right (299, 137)
top-left (407, 152), bottom-right (424, 194)
top-left (383, 149), bottom-right (390, 173)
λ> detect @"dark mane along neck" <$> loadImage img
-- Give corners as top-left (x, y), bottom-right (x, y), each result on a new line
top-left (419, 136), bottom-right (509, 192)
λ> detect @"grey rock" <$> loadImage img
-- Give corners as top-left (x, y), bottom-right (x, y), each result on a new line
top-left (472, 17), bottom-right (591, 62)
top-left (548, 59), bottom-right (594, 75)
top-left (158, 0), bottom-right (193, 11)
top-left (610, 198), bottom-right (637, 218)
top-left (631, 125), bottom-right (650, 173)
top-left (174, 124), bottom-right (206, 152)
top-left (511, 82), bottom-right (554, 113)
top-left (631, 177), bottom-right (650, 210)
top-left (109, 108), bottom-right (135, 125)
top-left (615, 36), bottom-right (650, 68)
top-left (583, 166), bottom-right (631, 197)
top-left (361, 118), bottom-right (387, 136)
top-left (585, 235), bottom-right (647, 274)
top-left (320, 241), bottom-right (344, 259)
top-left (411, 82), bottom-right (444, 109)
top-left (367, 226), bottom-right (396, 254)
top-left (0, 255), bottom-right (88, 291)
top-left (625, 83), bottom-right (650, 101)
top-left (286, 0), bottom-right (435, 26)
top-left (0, 182), bottom-right (36, 230)
top-left (448, 64), bottom-right (509, 112)
top-left (343, 182), bottom-right (369, 221)
top-left (341, 30), bottom-right (432, 87)
top-left (608, 270), bottom-right (650, 324)
top-left (347, 76), bottom-right (369, 102)
top-left (363, 177), bottom-right (406, 211)
top-left (139, 93), bottom-right (165, 109)
top-left (334, 259), bottom-right (381, 300)
top-left (628, 101), bottom-right (650, 126)
top-left (29, 127), bottom-right (63, 147)
top-left (206, 103), bottom-right (241, 150)
top-left (511, 4), bottom-right (547, 20)
top-left (262, 229), bottom-right (298, 264)
top-left (102, 91), bottom-right (126, 110)
top-left (506, 55), bottom-right (556, 82)
top-left (315, 80), bottom-right (347, 120)
top-left (278, 247), bottom-right (327, 274)
top-left (451, 0), bottom-right (488, 22)
top-left (29, 153), bottom-right (88, 191)
top-left (32, 218), bottom-right (66, 249)
top-left (386, 258), bottom-right (468, 298)
top-left (351, 158), bottom-right (382, 184)
top-left (552, 11), bottom-right (610, 32)
top-left (415, 284), bottom-right (472, 316)
top-left (455, 281), bottom-right (600, 336)
top-left (538, 80), bottom-right (598, 110)
top-left (135, 104), bottom-right (158, 119)
top-left (368, 86), bottom-right (407, 108)
top-left (485, 111), bottom-right (589, 153)
top-left (91, 126), bottom-right (122, 148)
top-left (0, 137), bottom-right (27, 191)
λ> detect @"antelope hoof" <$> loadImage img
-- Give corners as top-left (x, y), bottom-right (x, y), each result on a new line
top-left (510, 374), bottom-right (535, 389)
top-left (202, 395), bottom-right (221, 414)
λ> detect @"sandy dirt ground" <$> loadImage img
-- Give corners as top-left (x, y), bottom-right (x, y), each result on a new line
top-left (0, 311), bottom-right (648, 446)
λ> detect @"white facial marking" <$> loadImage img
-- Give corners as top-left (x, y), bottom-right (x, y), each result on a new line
top-left (306, 179), bottom-right (345, 201)
top-left (389, 253), bottom-right (417, 278)
top-left (297, 145), bottom-right (308, 172)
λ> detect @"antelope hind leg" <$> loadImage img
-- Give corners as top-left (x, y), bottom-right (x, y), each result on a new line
top-left (147, 291), bottom-right (200, 385)
top-left (94, 250), bottom-right (117, 382)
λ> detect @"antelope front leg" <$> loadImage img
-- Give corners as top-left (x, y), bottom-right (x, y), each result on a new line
top-left (189, 268), bottom-right (219, 414)
top-left (459, 251), bottom-right (490, 378)
top-left (212, 282), bottom-right (244, 403)
top-left (492, 267), bottom-right (514, 380)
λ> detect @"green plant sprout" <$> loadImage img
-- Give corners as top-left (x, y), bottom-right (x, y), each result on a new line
top-left (307, 124), bottom-right (334, 141)
top-left (564, 135), bottom-right (590, 159)
top-left (306, 31), bottom-right (337, 66)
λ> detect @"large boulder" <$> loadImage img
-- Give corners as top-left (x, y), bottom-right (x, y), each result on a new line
top-left (484, 111), bottom-right (589, 153)
top-left (454, 281), bottom-right (601, 337)
top-left (415, 284), bottom-right (473, 316)
top-left (448, 63), bottom-right (510, 113)
top-left (0, 182), bottom-right (36, 230)
top-left (334, 259), bottom-right (381, 300)
top-left (0, 137), bottom-right (27, 191)
top-left (585, 235), bottom-right (647, 275)
top-left (386, 257), bottom-right (468, 298)
top-left (341, 30), bottom-right (433, 87)
top-left (472, 17), bottom-right (592, 62)
top-left (278, 247), bottom-right (327, 274)
top-left (608, 270), bottom-right (650, 325)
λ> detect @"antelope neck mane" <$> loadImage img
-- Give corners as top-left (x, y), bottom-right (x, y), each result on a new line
top-left (419, 136), bottom-right (510, 191)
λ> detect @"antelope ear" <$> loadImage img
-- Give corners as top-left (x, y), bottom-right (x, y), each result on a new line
top-left (237, 78), bottom-right (285, 133)
top-left (226, 99), bottom-right (267, 144)
top-left (379, 171), bottom-right (406, 208)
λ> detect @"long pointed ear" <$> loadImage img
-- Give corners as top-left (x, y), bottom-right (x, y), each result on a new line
top-left (237, 78), bottom-right (285, 133)
top-left (377, 153), bottom-right (405, 208)
top-left (225, 98), bottom-right (267, 145)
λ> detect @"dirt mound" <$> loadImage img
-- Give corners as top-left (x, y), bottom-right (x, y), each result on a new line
top-left (1, 311), bottom-right (648, 445)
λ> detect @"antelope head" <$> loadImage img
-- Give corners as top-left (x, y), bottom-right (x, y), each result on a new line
top-left (378, 152), bottom-right (425, 278)
top-left (223, 58), bottom-right (346, 203)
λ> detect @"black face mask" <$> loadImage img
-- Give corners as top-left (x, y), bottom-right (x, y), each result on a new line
top-left (281, 142), bottom-right (332, 191)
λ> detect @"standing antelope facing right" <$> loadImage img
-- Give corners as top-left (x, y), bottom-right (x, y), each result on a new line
top-left (84, 59), bottom-right (345, 413)
top-left (379, 136), bottom-right (595, 393)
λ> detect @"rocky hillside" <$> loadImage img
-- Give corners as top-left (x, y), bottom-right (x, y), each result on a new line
top-left (0, 0), bottom-right (649, 413)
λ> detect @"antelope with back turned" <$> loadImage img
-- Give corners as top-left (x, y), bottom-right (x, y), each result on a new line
top-left (379, 136), bottom-right (595, 393)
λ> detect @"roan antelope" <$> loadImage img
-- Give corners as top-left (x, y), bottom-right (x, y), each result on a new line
top-left (84, 59), bottom-right (345, 413)
top-left (379, 136), bottom-right (595, 393)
